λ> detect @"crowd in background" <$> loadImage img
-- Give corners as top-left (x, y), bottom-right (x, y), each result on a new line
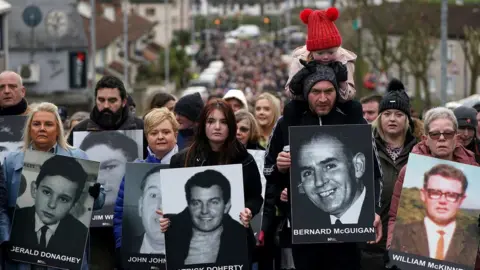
top-left (1, 4), bottom-right (480, 270)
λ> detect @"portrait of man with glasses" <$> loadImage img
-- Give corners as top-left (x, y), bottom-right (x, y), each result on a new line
top-left (391, 163), bottom-right (478, 266)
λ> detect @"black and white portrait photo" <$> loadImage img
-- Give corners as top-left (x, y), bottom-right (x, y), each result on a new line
top-left (247, 149), bottom-right (266, 239)
top-left (289, 125), bottom-right (376, 244)
top-left (0, 116), bottom-right (26, 164)
top-left (8, 150), bottom-right (100, 270)
top-left (122, 162), bottom-right (168, 269)
top-left (73, 129), bottom-right (143, 227)
top-left (160, 164), bottom-right (249, 270)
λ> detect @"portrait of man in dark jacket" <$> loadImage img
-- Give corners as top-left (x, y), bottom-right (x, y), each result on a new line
top-left (10, 155), bottom-right (89, 258)
top-left (165, 169), bottom-right (249, 268)
top-left (294, 128), bottom-right (373, 227)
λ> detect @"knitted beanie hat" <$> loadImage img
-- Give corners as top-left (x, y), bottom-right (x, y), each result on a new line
top-left (454, 106), bottom-right (477, 130)
top-left (379, 79), bottom-right (411, 118)
top-left (300, 7), bottom-right (342, 52)
top-left (174, 92), bottom-right (204, 122)
top-left (302, 64), bottom-right (339, 100)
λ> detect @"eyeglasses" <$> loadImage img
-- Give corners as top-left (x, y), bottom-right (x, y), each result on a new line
top-left (426, 189), bottom-right (464, 202)
top-left (428, 131), bottom-right (455, 140)
top-left (238, 127), bottom-right (250, 133)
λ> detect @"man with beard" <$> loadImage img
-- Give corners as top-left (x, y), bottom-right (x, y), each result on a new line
top-left (453, 106), bottom-right (480, 163)
top-left (67, 75), bottom-right (144, 270)
top-left (67, 76), bottom-right (144, 138)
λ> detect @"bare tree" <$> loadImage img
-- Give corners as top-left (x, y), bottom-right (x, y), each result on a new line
top-left (400, 26), bottom-right (437, 108)
top-left (462, 26), bottom-right (480, 96)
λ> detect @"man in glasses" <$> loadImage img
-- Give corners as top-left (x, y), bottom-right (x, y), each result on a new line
top-left (387, 107), bottom-right (479, 266)
top-left (390, 164), bottom-right (477, 265)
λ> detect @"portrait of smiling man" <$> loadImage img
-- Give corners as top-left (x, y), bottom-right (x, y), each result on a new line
top-left (165, 169), bottom-right (249, 269)
top-left (296, 129), bottom-right (372, 226)
top-left (9, 155), bottom-right (90, 257)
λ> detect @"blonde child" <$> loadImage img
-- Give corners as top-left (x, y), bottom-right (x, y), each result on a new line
top-left (285, 7), bottom-right (357, 102)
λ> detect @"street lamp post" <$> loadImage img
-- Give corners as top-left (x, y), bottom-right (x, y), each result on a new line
top-left (90, 0), bottom-right (96, 91)
top-left (164, 0), bottom-right (170, 90)
top-left (440, 0), bottom-right (448, 106)
top-left (122, 0), bottom-right (129, 90)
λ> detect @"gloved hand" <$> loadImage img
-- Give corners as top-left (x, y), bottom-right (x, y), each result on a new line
top-left (88, 183), bottom-right (101, 199)
top-left (329, 61), bottom-right (348, 82)
top-left (289, 60), bottom-right (314, 96)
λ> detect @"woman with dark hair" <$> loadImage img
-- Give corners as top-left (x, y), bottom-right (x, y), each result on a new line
top-left (145, 91), bottom-right (176, 115)
top-left (160, 99), bottom-right (263, 265)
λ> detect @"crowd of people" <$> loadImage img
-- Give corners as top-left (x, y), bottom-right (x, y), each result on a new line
top-left (0, 5), bottom-right (477, 270)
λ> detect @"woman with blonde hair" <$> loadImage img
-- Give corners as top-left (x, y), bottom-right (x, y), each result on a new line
top-left (254, 93), bottom-right (281, 148)
top-left (364, 79), bottom-right (418, 269)
top-left (235, 109), bottom-right (264, 150)
top-left (113, 107), bottom-right (179, 268)
top-left (1, 102), bottom-right (105, 270)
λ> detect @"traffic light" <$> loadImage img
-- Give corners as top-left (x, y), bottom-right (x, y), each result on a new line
top-left (214, 18), bottom-right (221, 26)
top-left (263, 17), bottom-right (271, 32)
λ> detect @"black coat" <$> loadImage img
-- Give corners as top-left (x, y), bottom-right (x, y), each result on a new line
top-left (262, 100), bottom-right (383, 230)
top-left (165, 207), bottom-right (250, 268)
top-left (9, 206), bottom-right (88, 257)
top-left (261, 99), bottom-right (384, 234)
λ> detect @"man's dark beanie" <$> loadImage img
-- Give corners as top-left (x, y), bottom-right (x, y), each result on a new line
top-left (302, 64), bottom-right (338, 100)
top-left (174, 92), bottom-right (204, 122)
top-left (454, 106), bottom-right (477, 130)
top-left (379, 78), bottom-right (411, 117)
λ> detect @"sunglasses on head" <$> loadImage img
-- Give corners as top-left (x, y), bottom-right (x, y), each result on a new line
top-left (428, 131), bottom-right (455, 140)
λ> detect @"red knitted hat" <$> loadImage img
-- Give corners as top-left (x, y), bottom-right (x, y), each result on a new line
top-left (300, 7), bottom-right (342, 52)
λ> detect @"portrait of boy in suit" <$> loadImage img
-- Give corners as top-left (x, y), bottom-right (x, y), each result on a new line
top-left (10, 155), bottom-right (89, 256)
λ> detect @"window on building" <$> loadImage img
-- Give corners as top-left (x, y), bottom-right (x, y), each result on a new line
top-left (97, 49), bottom-right (105, 68)
top-left (447, 76), bottom-right (454, 95)
top-left (146, 8), bottom-right (155, 16)
top-left (447, 43), bottom-right (454, 62)
top-left (429, 76), bottom-right (436, 93)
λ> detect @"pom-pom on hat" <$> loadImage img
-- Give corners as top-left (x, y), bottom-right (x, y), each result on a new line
top-left (379, 78), bottom-right (411, 118)
top-left (300, 7), bottom-right (342, 52)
